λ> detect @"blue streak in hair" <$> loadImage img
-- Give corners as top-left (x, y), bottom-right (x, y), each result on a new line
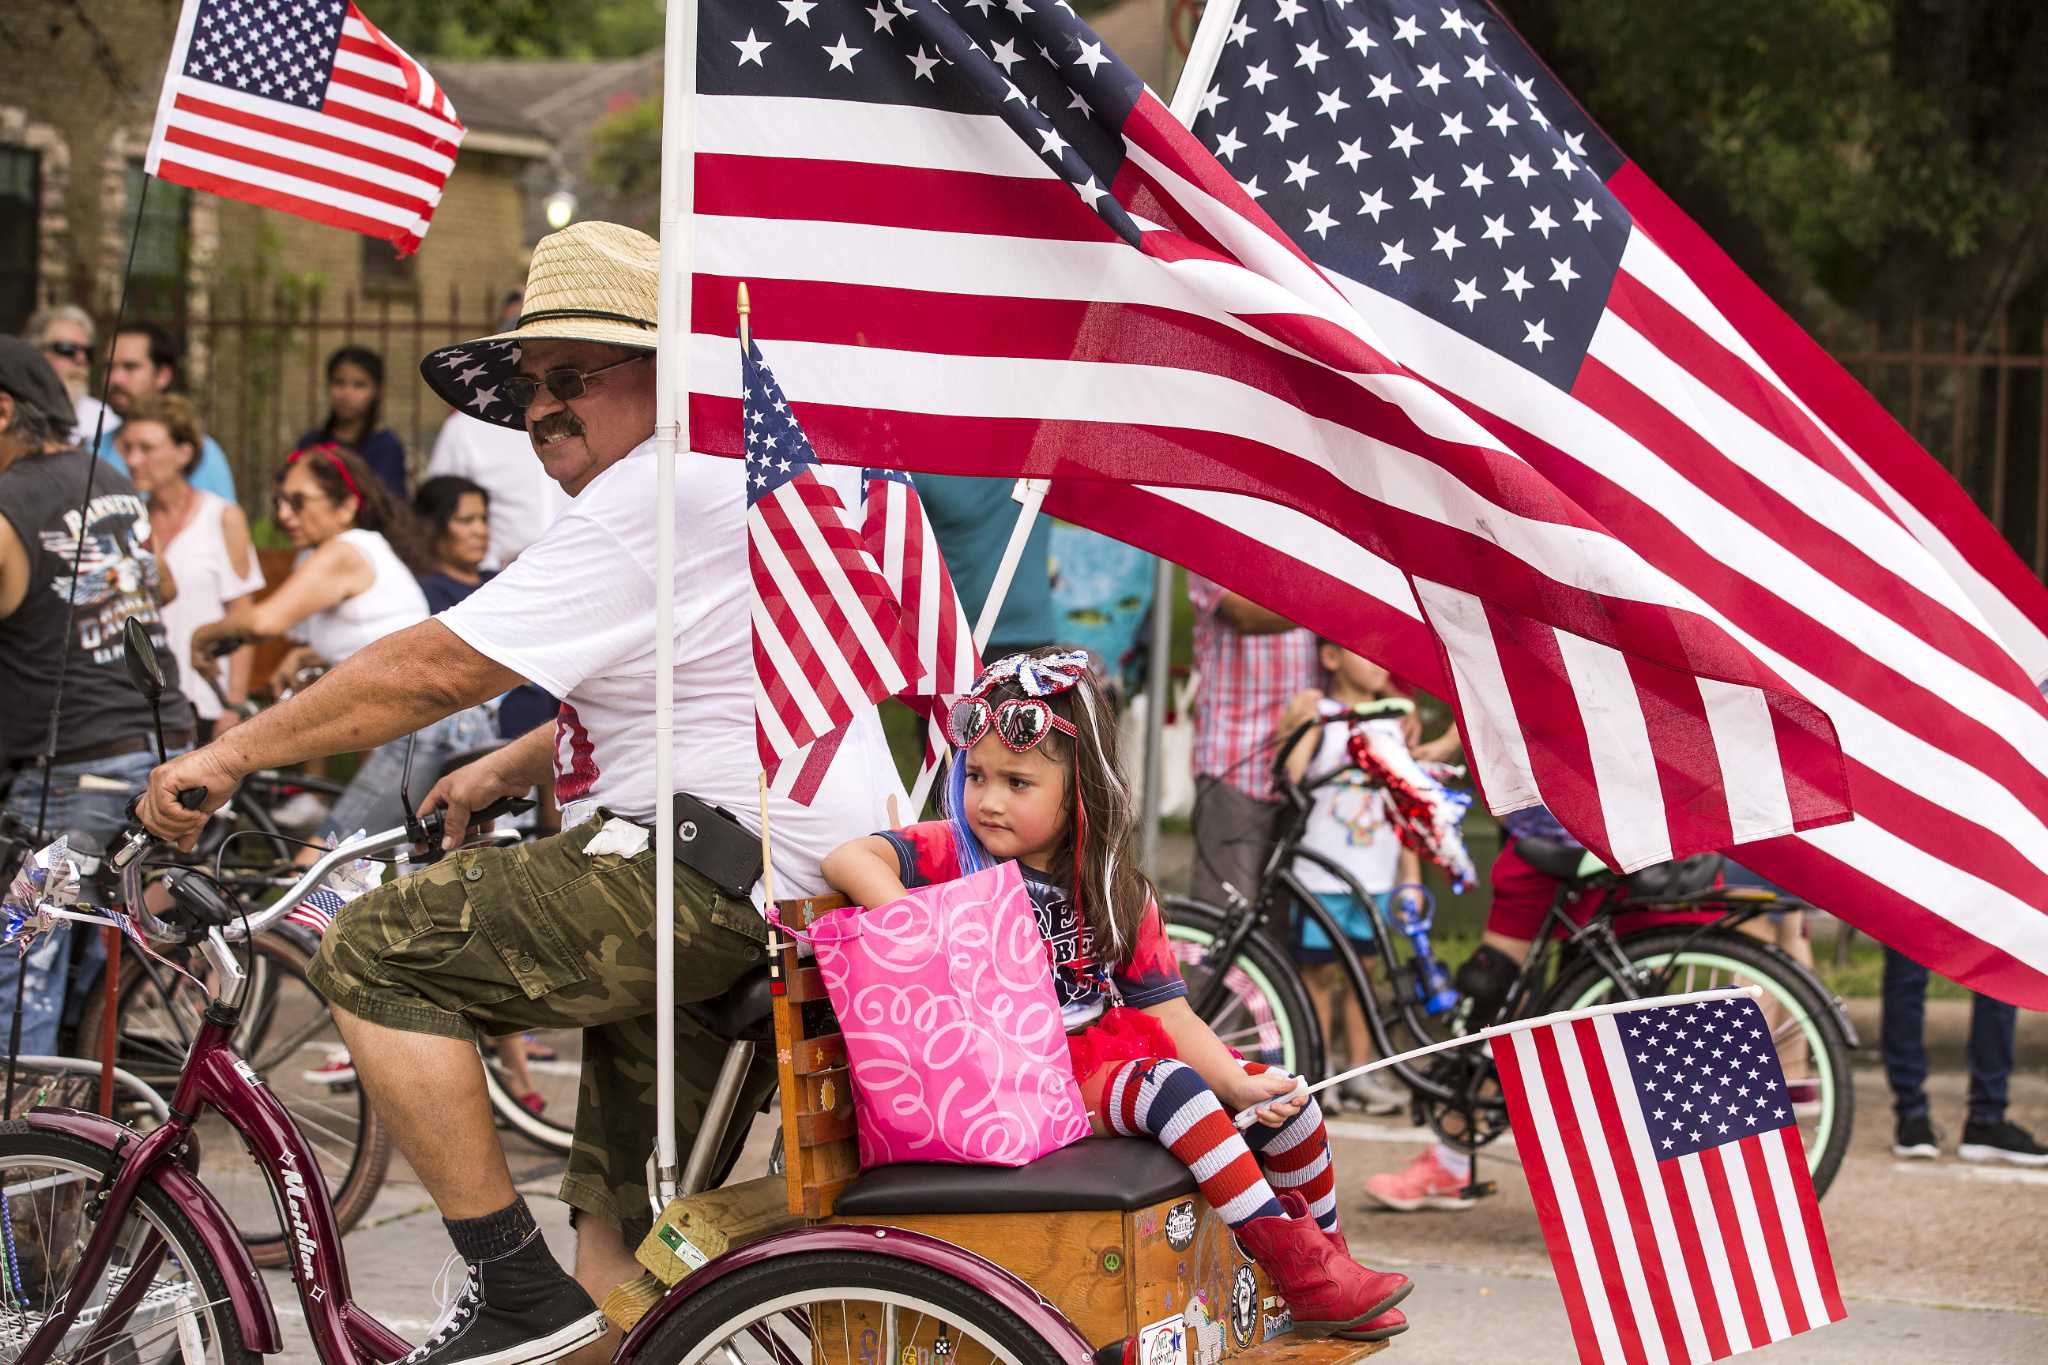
top-left (941, 753), bottom-right (992, 876)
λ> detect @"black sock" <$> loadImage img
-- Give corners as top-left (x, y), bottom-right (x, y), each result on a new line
top-left (445, 1198), bottom-right (546, 1266)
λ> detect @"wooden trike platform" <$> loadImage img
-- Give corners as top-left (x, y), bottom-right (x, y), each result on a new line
top-left (616, 894), bottom-right (1386, 1363)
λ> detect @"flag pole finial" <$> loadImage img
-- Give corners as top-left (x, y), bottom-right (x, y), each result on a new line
top-left (737, 282), bottom-right (751, 348)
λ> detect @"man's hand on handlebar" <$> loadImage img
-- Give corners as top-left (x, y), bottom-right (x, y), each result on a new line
top-left (138, 747), bottom-right (246, 849)
top-left (417, 750), bottom-right (528, 852)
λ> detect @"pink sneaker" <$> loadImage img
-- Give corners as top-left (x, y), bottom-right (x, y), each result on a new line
top-left (1363, 1149), bottom-right (1475, 1212)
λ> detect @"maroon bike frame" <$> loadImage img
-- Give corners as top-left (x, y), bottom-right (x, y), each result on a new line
top-left (14, 1004), bottom-right (413, 1365)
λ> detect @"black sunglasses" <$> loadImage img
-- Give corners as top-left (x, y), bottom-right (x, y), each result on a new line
top-left (505, 353), bottom-right (647, 409)
top-left (42, 341), bottom-right (91, 362)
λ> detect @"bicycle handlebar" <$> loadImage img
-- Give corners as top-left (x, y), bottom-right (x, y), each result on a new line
top-left (1268, 699), bottom-right (1416, 791)
top-left (105, 794), bottom-right (530, 946)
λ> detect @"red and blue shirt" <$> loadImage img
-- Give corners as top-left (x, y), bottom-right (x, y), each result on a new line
top-left (879, 821), bottom-right (1187, 1031)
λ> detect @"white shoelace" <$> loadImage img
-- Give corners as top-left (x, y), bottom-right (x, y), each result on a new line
top-left (404, 1255), bottom-right (480, 1362)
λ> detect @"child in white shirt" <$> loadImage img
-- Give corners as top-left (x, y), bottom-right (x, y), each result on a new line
top-left (1276, 641), bottom-right (1423, 1113)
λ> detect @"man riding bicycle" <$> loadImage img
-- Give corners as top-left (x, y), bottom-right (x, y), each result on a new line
top-left (138, 223), bottom-right (897, 1365)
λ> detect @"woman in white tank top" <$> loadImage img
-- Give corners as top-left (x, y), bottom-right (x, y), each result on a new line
top-left (191, 444), bottom-right (494, 846)
top-left (114, 395), bottom-right (264, 740)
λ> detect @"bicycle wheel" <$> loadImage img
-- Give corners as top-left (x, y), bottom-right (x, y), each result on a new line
top-left (481, 1028), bottom-right (579, 1155)
top-left (1163, 897), bottom-right (1324, 1078)
top-left (0, 1123), bottom-right (256, 1365)
top-left (631, 1249), bottom-right (1069, 1365)
top-left (74, 930), bottom-right (392, 1267)
top-left (1549, 928), bottom-right (1854, 1198)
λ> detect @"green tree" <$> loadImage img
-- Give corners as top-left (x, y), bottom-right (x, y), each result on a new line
top-left (1499, 0), bottom-right (2048, 344)
top-left (370, 0), bottom-right (663, 60)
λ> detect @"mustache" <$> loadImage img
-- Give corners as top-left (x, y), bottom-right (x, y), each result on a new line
top-left (529, 412), bottom-right (585, 447)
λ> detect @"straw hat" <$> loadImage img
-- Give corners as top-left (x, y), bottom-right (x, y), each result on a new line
top-left (419, 221), bottom-right (660, 431)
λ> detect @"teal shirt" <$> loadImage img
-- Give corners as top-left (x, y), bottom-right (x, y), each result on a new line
top-left (95, 427), bottom-right (238, 504)
top-left (910, 473), bottom-right (1055, 654)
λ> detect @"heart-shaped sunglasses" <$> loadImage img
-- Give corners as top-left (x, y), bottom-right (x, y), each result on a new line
top-left (946, 696), bottom-right (1078, 754)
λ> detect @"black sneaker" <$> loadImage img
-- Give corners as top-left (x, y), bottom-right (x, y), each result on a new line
top-left (1957, 1119), bottom-right (2048, 1168)
top-left (1891, 1112), bottom-right (1940, 1160)
top-left (404, 1241), bottom-right (605, 1365)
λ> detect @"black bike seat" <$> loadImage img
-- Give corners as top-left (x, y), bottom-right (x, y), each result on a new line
top-left (833, 1137), bottom-right (1196, 1216)
top-left (679, 964), bottom-right (776, 1043)
top-left (1513, 835), bottom-right (1590, 881)
top-left (430, 741), bottom-right (509, 789)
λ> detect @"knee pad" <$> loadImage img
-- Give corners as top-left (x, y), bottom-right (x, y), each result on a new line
top-left (1454, 944), bottom-right (1518, 1027)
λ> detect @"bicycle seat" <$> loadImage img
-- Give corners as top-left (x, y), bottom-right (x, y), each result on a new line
top-left (1513, 834), bottom-right (1590, 881)
top-left (833, 1137), bottom-right (1196, 1216)
top-left (680, 964), bottom-right (776, 1043)
top-left (431, 741), bottom-right (509, 788)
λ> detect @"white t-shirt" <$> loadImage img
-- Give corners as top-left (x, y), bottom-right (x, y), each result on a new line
top-left (159, 492), bottom-right (265, 720)
top-left (293, 529), bottom-right (430, 666)
top-left (439, 441), bottom-right (900, 901)
top-left (1293, 702), bottom-right (1405, 897)
top-left (425, 413), bottom-right (571, 570)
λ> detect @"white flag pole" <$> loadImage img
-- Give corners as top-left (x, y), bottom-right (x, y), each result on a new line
top-left (1168, 0), bottom-right (1245, 123)
top-left (904, 476), bottom-right (1050, 815)
top-left (1231, 985), bottom-right (1765, 1129)
top-left (650, 0), bottom-right (698, 1206)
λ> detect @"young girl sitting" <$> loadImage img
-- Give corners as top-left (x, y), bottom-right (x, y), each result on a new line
top-left (823, 648), bottom-right (1412, 1343)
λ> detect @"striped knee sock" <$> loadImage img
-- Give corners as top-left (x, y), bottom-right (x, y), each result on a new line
top-left (1104, 1059), bottom-right (1286, 1229)
top-left (1240, 1063), bottom-right (1339, 1233)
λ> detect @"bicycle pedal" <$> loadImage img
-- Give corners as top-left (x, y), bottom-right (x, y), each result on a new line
top-left (1458, 1180), bottom-right (1497, 1201)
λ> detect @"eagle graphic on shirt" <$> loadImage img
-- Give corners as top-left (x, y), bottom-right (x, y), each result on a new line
top-left (38, 495), bottom-right (167, 664)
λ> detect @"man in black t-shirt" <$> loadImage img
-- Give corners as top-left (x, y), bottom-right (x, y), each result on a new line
top-left (0, 337), bottom-right (191, 1054)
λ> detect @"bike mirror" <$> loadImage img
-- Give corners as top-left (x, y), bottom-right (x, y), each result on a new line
top-left (398, 733), bottom-right (428, 847)
top-left (121, 617), bottom-right (166, 702)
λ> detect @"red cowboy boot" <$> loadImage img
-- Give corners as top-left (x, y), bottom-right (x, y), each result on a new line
top-left (1318, 1222), bottom-right (1410, 1341)
top-left (1234, 1193), bottom-right (1412, 1338)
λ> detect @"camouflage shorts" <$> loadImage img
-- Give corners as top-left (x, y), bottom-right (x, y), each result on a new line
top-left (305, 812), bottom-right (779, 1244)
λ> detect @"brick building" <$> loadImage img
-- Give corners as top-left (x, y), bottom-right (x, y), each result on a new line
top-left (0, 0), bottom-right (553, 499)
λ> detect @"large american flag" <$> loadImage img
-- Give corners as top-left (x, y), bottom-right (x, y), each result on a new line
top-left (745, 337), bottom-right (916, 776)
top-left (682, 0), bottom-right (2048, 1006)
top-left (144, 0), bottom-right (463, 255)
top-left (1136, 0), bottom-right (2048, 1007)
top-left (683, 0), bottom-right (1854, 881)
top-left (1494, 997), bottom-right (1845, 1365)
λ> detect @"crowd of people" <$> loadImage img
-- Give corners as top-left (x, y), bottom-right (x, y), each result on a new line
top-left (0, 216), bottom-right (2039, 1365)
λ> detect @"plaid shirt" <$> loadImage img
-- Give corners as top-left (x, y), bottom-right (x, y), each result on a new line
top-left (1188, 575), bottom-right (1321, 798)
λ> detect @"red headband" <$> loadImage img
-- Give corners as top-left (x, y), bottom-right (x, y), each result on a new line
top-left (287, 443), bottom-right (362, 503)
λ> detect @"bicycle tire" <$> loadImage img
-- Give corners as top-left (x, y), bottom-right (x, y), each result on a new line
top-left (480, 1029), bottom-right (578, 1155)
top-left (1547, 928), bottom-right (1854, 1199)
top-left (1163, 897), bottom-right (1326, 1080)
top-left (630, 1248), bottom-right (1069, 1365)
top-left (0, 1121), bottom-right (257, 1365)
top-left (74, 930), bottom-right (393, 1266)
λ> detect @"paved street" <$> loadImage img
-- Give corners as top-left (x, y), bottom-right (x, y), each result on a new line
top-left (259, 1030), bottom-right (2047, 1363)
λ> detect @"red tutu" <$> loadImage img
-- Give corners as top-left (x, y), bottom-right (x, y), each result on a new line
top-left (1066, 1006), bottom-right (1178, 1086)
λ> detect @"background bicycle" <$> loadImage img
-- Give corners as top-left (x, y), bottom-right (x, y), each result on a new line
top-left (1166, 710), bottom-right (1856, 1198)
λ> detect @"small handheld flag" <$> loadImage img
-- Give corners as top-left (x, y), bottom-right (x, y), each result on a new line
top-left (745, 338), bottom-right (916, 781)
top-left (1494, 995), bottom-right (1844, 1365)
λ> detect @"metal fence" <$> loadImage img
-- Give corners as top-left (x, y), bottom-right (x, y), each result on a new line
top-left (1834, 319), bottom-right (2048, 577)
top-left (166, 289), bottom-right (2048, 572)
top-left (184, 282), bottom-right (513, 516)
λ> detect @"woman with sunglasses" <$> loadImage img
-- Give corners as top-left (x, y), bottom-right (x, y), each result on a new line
top-left (822, 648), bottom-right (1411, 1344)
top-left (115, 392), bottom-right (263, 741)
top-left (191, 443), bottom-right (492, 851)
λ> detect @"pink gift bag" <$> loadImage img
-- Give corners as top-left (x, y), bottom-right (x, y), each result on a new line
top-left (792, 860), bottom-right (1090, 1168)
